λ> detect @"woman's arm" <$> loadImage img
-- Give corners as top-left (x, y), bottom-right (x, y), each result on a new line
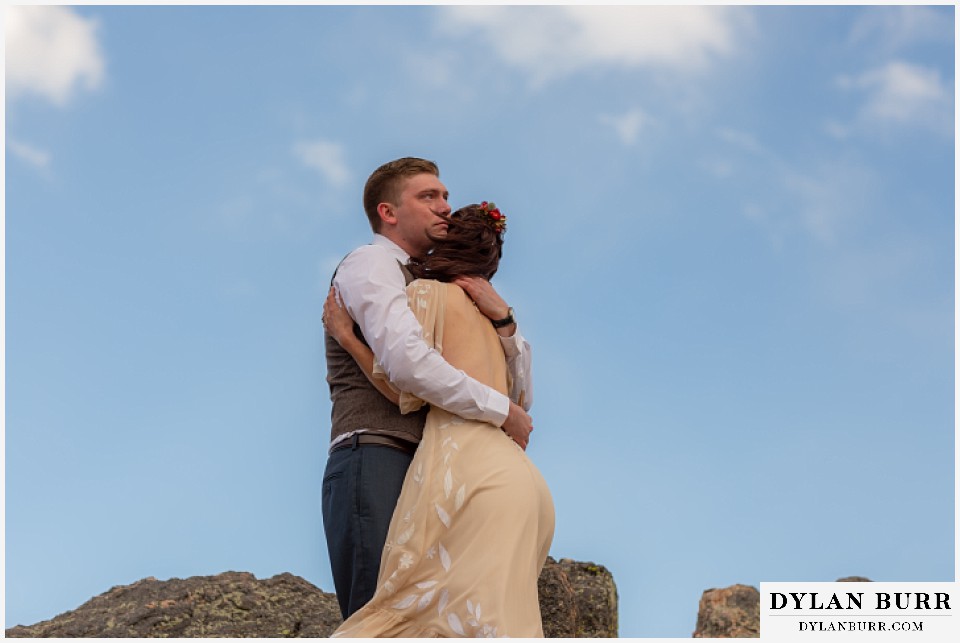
top-left (323, 287), bottom-right (401, 406)
top-left (453, 275), bottom-right (534, 410)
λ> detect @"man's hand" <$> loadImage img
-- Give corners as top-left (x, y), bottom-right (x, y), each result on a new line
top-left (453, 276), bottom-right (515, 336)
top-left (501, 401), bottom-right (533, 450)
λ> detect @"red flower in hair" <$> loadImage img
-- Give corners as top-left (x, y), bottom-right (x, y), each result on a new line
top-left (480, 201), bottom-right (507, 232)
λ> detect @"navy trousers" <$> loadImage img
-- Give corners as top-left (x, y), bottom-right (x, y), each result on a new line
top-left (322, 441), bottom-right (414, 619)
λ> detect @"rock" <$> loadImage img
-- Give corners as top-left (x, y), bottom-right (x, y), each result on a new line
top-left (7, 560), bottom-right (619, 638)
top-left (537, 557), bottom-right (618, 637)
top-left (693, 584), bottom-right (760, 638)
top-left (692, 577), bottom-right (873, 638)
top-left (4, 572), bottom-right (342, 638)
top-left (557, 558), bottom-right (619, 637)
top-left (538, 557), bottom-right (579, 637)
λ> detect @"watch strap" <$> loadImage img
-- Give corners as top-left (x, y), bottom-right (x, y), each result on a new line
top-left (491, 307), bottom-right (515, 328)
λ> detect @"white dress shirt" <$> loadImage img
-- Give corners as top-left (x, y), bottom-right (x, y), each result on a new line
top-left (333, 234), bottom-right (533, 429)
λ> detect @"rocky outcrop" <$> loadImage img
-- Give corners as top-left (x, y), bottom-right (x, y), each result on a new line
top-left (692, 577), bottom-right (873, 638)
top-left (538, 558), bottom-right (618, 637)
top-left (693, 584), bottom-right (760, 638)
top-left (557, 559), bottom-right (619, 637)
top-left (538, 558), bottom-right (580, 636)
top-left (4, 572), bottom-right (342, 638)
top-left (6, 558), bottom-right (618, 638)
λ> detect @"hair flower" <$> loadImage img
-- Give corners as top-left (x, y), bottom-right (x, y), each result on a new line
top-left (480, 201), bottom-right (507, 232)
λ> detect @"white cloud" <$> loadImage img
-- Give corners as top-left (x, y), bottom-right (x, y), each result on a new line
top-left (697, 128), bottom-right (764, 181)
top-left (725, 143), bottom-right (878, 248)
top-left (439, 6), bottom-right (749, 86)
top-left (823, 120), bottom-right (851, 141)
top-left (599, 108), bottom-right (649, 146)
top-left (293, 140), bottom-right (351, 187)
top-left (781, 161), bottom-right (877, 246)
top-left (848, 5), bottom-right (953, 53)
top-left (6, 6), bottom-right (106, 106)
top-left (837, 61), bottom-right (953, 136)
top-left (7, 140), bottom-right (52, 170)
top-left (716, 128), bottom-right (764, 155)
top-left (701, 158), bottom-right (735, 179)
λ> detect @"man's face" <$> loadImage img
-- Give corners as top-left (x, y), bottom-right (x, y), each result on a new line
top-left (390, 173), bottom-right (451, 257)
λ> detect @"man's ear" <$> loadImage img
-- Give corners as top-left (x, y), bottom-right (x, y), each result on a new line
top-left (377, 202), bottom-right (397, 227)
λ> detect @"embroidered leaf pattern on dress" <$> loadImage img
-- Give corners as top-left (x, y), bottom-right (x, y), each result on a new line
top-left (392, 594), bottom-right (417, 610)
top-left (482, 624), bottom-right (500, 637)
top-left (396, 524), bottom-right (415, 546)
top-left (417, 589), bottom-right (436, 611)
top-left (448, 612), bottom-right (465, 636)
top-left (439, 542), bottom-right (451, 571)
top-left (413, 460), bottom-right (424, 485)
top-left (435, 503), bottom-right (451, 528)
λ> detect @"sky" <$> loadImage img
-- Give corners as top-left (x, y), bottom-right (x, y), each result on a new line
top-left (4, 3), bottom-right (956, 639)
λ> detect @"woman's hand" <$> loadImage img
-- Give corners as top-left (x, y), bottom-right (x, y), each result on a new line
top-left (323, 287), bottom-right (355, 345)
top-left (453, 276), bottom-right (516, 336)
top-left (323, 286), bottom-right (400, 406)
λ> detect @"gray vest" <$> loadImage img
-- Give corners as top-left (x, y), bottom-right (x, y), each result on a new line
top-left (325, 260), bottom-right (429, 444)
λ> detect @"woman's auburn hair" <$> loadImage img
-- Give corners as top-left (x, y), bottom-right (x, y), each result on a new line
top-left (407, 204), bottom-right (504, 282)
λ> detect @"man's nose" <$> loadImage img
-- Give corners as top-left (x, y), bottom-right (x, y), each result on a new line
top-left (438, 197), bottom-right (451, 216)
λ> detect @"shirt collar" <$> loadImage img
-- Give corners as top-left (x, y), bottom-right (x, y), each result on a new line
top-left (372, 233), bottom-right (410, 262)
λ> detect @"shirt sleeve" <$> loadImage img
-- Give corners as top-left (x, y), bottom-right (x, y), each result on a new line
top-left (499, 330), bottom-right (533, 410)
top-left (333, 246), bottom-right (510, 426)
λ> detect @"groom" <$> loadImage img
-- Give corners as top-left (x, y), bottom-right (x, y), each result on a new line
top-left (322, 157), bottom-right (534, 618)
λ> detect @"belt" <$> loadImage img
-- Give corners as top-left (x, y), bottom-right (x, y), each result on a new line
top-left (329, 433), bottom-right (418, 456)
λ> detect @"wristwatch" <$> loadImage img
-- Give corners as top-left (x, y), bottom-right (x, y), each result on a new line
top-left (491, 307), bottom-right (515, 328)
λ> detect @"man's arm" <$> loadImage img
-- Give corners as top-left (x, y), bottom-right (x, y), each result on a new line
top-left (323, 286), bottom-right (401, 406)
top-left (334, 245), bottom-right (519, 427)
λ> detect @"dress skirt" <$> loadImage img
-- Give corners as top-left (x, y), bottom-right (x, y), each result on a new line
top-left (332, 279), bottom-right (555, 637)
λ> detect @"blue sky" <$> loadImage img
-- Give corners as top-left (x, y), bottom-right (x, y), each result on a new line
top-left (4, 4), bottom-right (955, 639)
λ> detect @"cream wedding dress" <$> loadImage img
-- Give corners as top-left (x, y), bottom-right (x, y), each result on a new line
top-left (332, 279), bottom-right (555, 638)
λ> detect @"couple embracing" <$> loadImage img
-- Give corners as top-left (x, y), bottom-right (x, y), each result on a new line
top-left (321, 157), bottom-right (555, 637)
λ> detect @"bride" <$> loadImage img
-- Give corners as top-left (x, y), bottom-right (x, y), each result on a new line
top-left (323, 202), bottom-right (555, 637)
